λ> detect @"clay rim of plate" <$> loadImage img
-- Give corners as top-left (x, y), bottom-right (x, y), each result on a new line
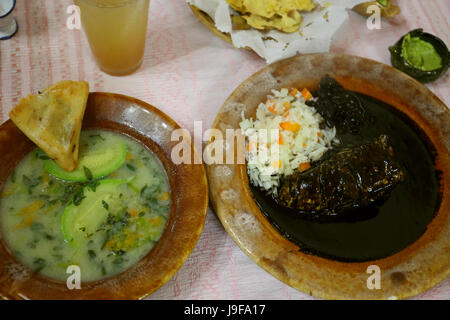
top-left (206, 53), bottom-right (450, 300)
top-left (0, 92), bottom-right (209, 300)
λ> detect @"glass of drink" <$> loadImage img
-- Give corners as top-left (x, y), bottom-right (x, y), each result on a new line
top-left (74, 0), bottom-right (150, 76)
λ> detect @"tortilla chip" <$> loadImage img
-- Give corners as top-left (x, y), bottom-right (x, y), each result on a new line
top-left (9, 81), bottom-right (89, 172)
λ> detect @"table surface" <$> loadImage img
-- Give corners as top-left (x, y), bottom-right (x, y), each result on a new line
top-left (0, 0), bottom-right (448, 300)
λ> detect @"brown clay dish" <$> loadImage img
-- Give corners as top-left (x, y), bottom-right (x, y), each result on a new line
top-left (206, 53), bottom-right (450, 299)
top-left (0, 92), bottom-right (208, 300)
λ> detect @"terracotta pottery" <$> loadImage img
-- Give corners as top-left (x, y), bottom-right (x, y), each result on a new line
top-left (206, 53), bottom-right (450, 300)
top-left (0, 92), bottom-right (209, 300)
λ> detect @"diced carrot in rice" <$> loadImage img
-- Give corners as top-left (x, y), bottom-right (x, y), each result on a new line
top-left (301, 88), bottom-right (313, 101)
top-left (280, 121), bottom-right (301, 132)
top-left (278, 133), bottom-right (284, 145)
top-left (268, 104), bottom-right (277, 114)
top-left (299, 162), bottom-right (311, 172)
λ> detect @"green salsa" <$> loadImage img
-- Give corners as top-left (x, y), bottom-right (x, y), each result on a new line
top-left (401, 33), bottom-right (442, 71)
top-left (0, 130), bottom-right (171, 282)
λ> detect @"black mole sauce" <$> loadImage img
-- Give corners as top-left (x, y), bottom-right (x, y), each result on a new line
top-left (250, 78), bottom-right (442, 262)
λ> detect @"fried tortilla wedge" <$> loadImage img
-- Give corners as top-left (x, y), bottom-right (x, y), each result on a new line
top-left (9, 81), bottom-right (89, 172)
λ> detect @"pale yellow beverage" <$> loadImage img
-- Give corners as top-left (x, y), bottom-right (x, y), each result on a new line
top-left (75, 0), bottom-right (150, 75)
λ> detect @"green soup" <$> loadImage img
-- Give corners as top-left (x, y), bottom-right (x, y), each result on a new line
top-left (0, 130), bottom-right (171, 282)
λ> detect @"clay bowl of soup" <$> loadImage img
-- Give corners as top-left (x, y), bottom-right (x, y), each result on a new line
top-left (0, 93), bottom-right (208, 299)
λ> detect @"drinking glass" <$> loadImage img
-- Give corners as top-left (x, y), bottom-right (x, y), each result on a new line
top-left (74, 0), bottom-right (150, 76)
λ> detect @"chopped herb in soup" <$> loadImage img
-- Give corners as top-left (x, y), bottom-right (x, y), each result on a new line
top-left (0, 130), bottom-right (171, 282)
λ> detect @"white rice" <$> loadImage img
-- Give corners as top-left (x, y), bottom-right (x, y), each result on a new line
top-left (239, 88), bottom-right (337, 195)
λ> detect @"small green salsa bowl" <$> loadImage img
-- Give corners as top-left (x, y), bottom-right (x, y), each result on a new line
top-left (389, 28), bottom-right (449, 83)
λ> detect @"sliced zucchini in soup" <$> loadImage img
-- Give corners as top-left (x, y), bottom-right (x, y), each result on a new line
top-left (62, 179), bottom-right (128, 246)
top-left (45, 136), bottom-right (126, 182)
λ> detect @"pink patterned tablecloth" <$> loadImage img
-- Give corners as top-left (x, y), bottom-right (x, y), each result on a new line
top-left (0, 0), bottom-right (449, 300)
